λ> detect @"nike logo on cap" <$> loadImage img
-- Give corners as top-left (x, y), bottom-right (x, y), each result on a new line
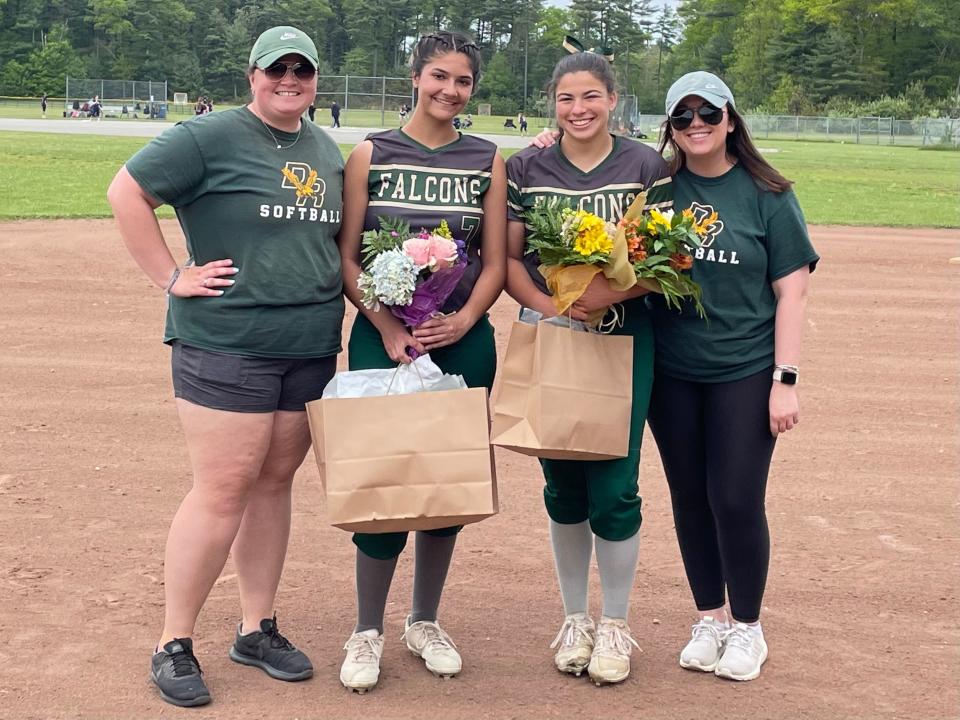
top-left (280, 32), bottom-right (297, 40)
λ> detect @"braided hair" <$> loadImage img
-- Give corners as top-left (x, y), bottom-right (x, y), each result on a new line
top-left (410, 31), bottom-right (482, 85)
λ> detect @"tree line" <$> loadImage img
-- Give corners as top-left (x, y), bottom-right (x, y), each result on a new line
top-left (0, 0), bottom-right (957, 118)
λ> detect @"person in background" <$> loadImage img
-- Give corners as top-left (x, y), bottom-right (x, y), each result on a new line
top-left (331, 100), bottom-right (341, 128)
top-left (647, 71), bottom-right (818, 682)
top-left (40, 93), bottom-right (48, 118)
top-left (107, 25), bottom-right (343, 707)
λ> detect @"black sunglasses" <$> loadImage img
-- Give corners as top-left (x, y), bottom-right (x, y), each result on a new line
top-left (668, 103), bottom-right (724, 130)
top-left (262, 61), bottom-right (316, 81)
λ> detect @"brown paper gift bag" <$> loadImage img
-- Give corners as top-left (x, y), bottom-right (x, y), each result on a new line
top-left (306, 387), bottom-right (498, 533)
top-left (490, 321), bottom-right (633, 461)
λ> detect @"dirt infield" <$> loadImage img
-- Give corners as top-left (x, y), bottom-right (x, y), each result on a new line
top-left (0, 221), bottom-right (957, 719)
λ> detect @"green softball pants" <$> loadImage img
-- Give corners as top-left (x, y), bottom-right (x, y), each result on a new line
top-left (541, 299), bottom-right (654, 541)
top-left (347, 312), bottom-right (497, 560)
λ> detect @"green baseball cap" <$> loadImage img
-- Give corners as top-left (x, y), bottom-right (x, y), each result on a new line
top-left (249, 26), bottom-right (319, 70)
top-left (665, 71), bottom-right (735, 116)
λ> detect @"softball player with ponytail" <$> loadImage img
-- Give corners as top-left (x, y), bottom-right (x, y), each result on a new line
top-left (507, 41), bottom-right (671, 686)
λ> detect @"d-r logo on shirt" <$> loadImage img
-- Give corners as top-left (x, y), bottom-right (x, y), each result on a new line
top-left (688, 202), bottom-right (724, 247)
top-left (281, 162), bottom-right (326, 207)
top-left (686, 202), bottom-right (739, 265)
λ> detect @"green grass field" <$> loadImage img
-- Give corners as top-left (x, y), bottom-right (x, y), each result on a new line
top-left (0, 130), bottom-right (956, 226)
top-left (0, 100), bottom-right (549, 135)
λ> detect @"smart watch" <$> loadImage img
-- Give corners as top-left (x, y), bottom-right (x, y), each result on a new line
top-left (773, 365), bottom-right (799, 385)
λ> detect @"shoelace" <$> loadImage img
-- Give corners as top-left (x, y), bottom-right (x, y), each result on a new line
top-left (690, 619), bottom-right (726, 649)
top-left (262, 615), bottom-right (295, 650)
top-left (168, 644), bottom-right (203, 677)
top-left (344, 633), bottom-right (384, 664)
top-left (594, 622), bottom-right (640, 657)
top-left (550, 616), bottom-right (594, 650)
top-left (723, 625), bottom-right (758, 655)
top-left (404, 622), bottom-right (458, 654)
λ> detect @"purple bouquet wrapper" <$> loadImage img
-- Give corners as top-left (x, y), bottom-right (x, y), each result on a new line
top-left (393, 240), bottom-right (468, 360)
top-left (391, 261), bottom-right (468, 329)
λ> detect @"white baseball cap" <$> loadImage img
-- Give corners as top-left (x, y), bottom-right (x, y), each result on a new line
top-left (665, 71), bottom-right (735, 116)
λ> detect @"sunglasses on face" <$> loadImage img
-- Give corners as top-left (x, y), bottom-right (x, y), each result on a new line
top-left (668, 103), bottom-right (724, 130)
top-left (262, 62), bottom-right (316, 81)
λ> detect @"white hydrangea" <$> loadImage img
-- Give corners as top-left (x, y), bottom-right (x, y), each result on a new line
top-left (357, 248), bottom-right (418, 310)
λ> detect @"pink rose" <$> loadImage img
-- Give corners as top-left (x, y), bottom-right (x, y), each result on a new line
top-left (403, 234), bottom-right (459, 271)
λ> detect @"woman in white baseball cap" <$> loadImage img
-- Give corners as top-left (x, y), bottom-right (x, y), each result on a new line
top-left (647, 70), bottom-right (819, 682)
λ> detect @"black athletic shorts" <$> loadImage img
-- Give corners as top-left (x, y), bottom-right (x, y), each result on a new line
top-left (171, 341), bottom-right (337, 413)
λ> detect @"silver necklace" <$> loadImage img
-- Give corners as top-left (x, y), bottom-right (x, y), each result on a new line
top-left (258, 116), bottom-right (302, 150)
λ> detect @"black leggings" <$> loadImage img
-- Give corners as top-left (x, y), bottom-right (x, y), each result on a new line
top-left (648, 369), bottom-right (776, 623)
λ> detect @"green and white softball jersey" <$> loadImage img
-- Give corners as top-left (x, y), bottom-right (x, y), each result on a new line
top-left (506, 134), bottom-right (672, 294)
top-left (126, 107), bottom-right (345, 358)
top-left (363, 129), bottom-right (498, 313)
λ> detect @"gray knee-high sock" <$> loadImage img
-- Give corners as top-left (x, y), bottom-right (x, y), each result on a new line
top-left (410, 532), bottom-right (457, 623)
top-left (355, 550), bottom-right (399, 634)
top-left (595, 532), bottom-right (640, 620)
top-left (550, 520), bottom-right (593, 616)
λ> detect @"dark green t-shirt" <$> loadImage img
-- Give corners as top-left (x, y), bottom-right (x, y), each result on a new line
top-left (648, 164), bottom-right (819, 383)
top-left (126, 106), bottom-right (345, 358)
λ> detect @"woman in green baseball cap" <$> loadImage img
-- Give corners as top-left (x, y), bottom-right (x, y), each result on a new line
top-left (108, 25), bottom-right (342, 707)
top-left (647, 70), bottom-right (819, 682)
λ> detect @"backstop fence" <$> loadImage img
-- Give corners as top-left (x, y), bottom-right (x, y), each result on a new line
top-left (64, 78), bottom-right (168, 118)
top-left (631, 113), bottom-right (959, 147)
top-left (313, 75), bottom-right (413, 126)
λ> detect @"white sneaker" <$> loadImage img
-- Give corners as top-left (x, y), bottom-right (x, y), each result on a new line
top-left (679, 615), bottom-right (730, 672)
top-left (587, 617), bottom-right (640, 686)
top-left (402, 617), bottom-right (462, 678)
top-left (549, 613), bottom-right (596, 676)
top-left (715, 622), bottom-right (768, 681)
top-left (340, 629), bottom-right (384, 693)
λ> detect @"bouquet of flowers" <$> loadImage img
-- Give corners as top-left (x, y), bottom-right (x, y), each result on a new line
top-left (524, 199), bottom-right (636, 324)
top-left (620, 206), bottom-right (708, 318)
top-left (357, 216), bottom-right (468, 328)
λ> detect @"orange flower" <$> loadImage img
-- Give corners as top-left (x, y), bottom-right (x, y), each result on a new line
top-left (670, 252), bottom-right (693, 271)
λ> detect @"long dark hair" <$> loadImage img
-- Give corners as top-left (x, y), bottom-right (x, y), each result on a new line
top-left (658, 104), bottom-right (792, 192)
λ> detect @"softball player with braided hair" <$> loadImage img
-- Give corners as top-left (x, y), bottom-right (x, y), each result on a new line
top-left (336, 30), bottom-right (507, 693)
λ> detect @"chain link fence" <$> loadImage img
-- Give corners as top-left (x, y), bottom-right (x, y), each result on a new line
top-left (630, 113), bottom-right (959, 147)
top-left (314, 75), bottom-right (413, 126)
top-left (65, 78), bottom-right (168, 118)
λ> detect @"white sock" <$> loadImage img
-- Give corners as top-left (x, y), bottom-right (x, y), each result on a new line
top-left (549, 520), bottom-right (593, 616)
top-left (595, 532), bottom-right (640, 620)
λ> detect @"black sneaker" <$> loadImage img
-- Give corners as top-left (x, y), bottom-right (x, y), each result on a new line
top-left (228, 615), bottom-right (313, 681)
top-left (150, 638), bottom-right (211, 707)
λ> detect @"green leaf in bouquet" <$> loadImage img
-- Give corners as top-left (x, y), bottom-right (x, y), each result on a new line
top-left (523, 197), bottom-right (611, 266)
top-left (656, 265), bottom-right (680, 278)
top-left (361, 215), bottom-right (410, 266)
top-left (653, 239), bottom-right (665, 253)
